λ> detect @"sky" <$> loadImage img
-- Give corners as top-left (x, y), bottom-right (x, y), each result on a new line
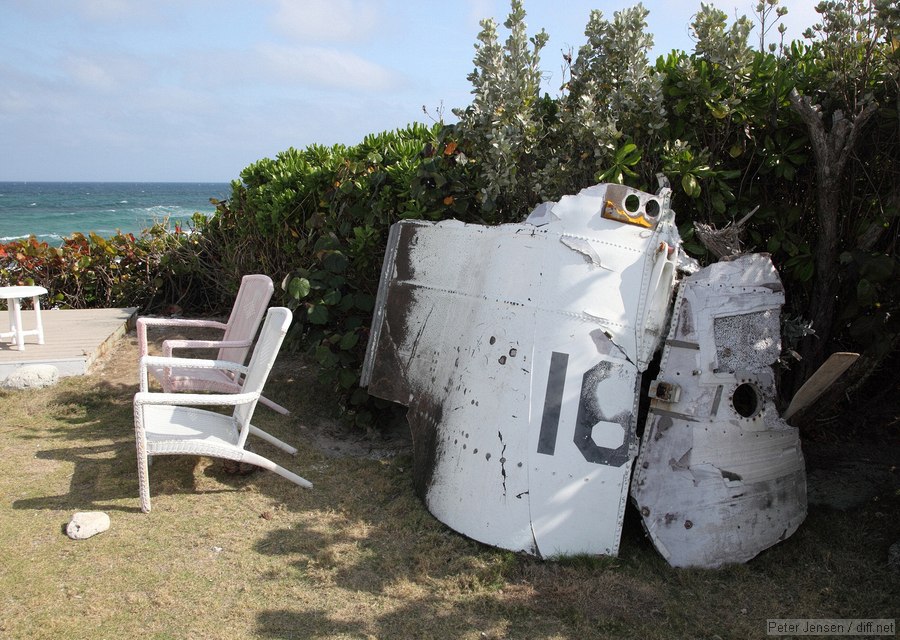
top-left (0, 0), bottom-right (820, 183)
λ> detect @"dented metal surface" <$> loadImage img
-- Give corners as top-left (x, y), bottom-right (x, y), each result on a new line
top-left (362, 182), bottom-right (807, 568)
top-left (362, 184), bottom-right (681, 557)
top-left (630, 254), bottom-right (807, 568)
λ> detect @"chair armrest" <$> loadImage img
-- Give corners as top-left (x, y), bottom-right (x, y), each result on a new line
top-left (138, 355), bottom-right (249, 392)
top-left (136, 316), bottom-right (228, 356)
top-left (162, 338), bottom-right (253, 358)
top-left (134, 390), bottom-right (258, 408)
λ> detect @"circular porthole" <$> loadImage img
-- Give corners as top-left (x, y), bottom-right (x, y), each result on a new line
top-left (644, 199), bottom-right (660, 218)
top-left (624, 193), bottom-right (641, 213)
top-left (731, 382), bottom-right (763, 419)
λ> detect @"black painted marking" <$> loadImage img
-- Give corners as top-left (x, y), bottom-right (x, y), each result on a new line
top-left (711, 385), bottom-right (724, 416)
top-left (537, 351), bottom-right (569, 456)
top-left (650, 408), bottom-right (700, 422)
top-left (573, 360), bottom-right (631, 467)
top-left (665, 339), bottom-right (701, 350)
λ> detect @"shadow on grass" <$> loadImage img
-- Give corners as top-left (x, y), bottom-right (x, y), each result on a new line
top-left (247, 453), bottom-right (680, 639)
top-left (248, 440), bottom-right (900, 640)
top-left (9, 381), bottom-right (256, 513)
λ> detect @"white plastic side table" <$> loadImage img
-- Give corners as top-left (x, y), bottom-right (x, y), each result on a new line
top-left (0, 286), bottom-right (48, 351)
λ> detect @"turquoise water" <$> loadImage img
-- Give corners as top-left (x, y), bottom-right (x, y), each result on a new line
top-left (0, 182), bottom-right (231, 243)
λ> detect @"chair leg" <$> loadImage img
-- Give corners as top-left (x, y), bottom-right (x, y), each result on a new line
top-left (137, 447), bottom-right (152, 513)
top-left (134, 409), bottom-right (153, 513)
top-left (249, 424), bottom-right (298, 455)
top-left (259, 394), bottom-right (290, 415)
top-left (241, 451), bottom-right (312, 489)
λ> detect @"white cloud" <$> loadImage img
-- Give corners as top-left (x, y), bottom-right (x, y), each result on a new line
top-left (257, 43), bottom-right (404, 92)
top-left (64, 57), bottom-right (119, 91)
top-left (269, 0), bottom-right (380, 43)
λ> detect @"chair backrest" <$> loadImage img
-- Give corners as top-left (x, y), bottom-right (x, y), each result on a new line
top-left (233, 307), bottom-right (293, 439)
top-left (219, 274), bottom-right (275, 364)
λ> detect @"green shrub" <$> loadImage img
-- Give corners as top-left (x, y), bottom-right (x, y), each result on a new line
top-left (0, 218), bottom-right (214, 312)
top-left (198, 124), bottom-right (441, 427)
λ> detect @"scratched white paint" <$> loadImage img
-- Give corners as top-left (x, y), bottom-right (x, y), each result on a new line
top-left (362, 183), bottom-right (681, 557)
top-left (630, 254), bottom-right (807, 568)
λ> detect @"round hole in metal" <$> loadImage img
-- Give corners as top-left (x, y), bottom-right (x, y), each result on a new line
top-left (624, 193), bottom-right (641, 213)
top-left (732, 382), bottom-right (761, 418)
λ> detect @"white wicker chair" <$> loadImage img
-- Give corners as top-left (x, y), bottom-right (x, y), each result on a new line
top-left (133, 307), bottom-right (311, 513)
top-left (136, 274), bottom-right (290, 415)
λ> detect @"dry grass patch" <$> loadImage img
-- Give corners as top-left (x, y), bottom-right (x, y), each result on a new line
top-left (0, 331), bottom-right (897, 639)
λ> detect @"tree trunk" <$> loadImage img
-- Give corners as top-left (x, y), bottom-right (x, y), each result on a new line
top-left (787, 89), bottom-right (879, 387)
top-left (801, 179), bottom-right (842, 381)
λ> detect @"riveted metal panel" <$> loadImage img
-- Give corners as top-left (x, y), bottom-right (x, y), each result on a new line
top-left (631, 254), bottom-right (807, 568)
top-left (362, 184), bottom-right (681, 557)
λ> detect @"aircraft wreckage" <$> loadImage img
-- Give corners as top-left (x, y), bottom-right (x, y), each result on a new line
top-left (361, 182), bottom-right (809, 568)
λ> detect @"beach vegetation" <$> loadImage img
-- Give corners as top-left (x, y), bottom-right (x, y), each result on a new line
top-left (0, 219), bottom-right (218, 311)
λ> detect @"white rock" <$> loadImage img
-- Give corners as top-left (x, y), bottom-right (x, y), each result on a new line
top-left (66, 511), bottom-right (110, 540)
top-left (1, 364), bottom-right (59, 390)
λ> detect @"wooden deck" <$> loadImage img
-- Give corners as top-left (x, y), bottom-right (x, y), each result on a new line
top-left (0, 307), bottom-right (137, 379)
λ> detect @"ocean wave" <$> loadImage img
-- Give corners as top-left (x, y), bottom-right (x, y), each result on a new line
top-left (0, 232), bottom-right (64, 242)
top-left (0, 183), bottom-right (226, 240)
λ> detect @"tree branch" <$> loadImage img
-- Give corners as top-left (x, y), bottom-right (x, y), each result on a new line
top-left (788, 88), bottom-right (829, 168)
top-left (836, 100), bottom-right (879, 170)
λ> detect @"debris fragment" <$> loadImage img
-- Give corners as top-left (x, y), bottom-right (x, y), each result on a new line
top-left (362, 182), bottom-right (809, 568)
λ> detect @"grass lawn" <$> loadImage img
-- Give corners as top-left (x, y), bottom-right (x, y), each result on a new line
top-left (0, 331), bottom-right (897, 639)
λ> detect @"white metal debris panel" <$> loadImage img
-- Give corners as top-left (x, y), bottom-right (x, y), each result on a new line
top-left (362, 184), bottom-right (681, 557)
top-left (630, 253), bottom-right (807, 568)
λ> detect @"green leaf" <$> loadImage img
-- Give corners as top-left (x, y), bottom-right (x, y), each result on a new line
top-left (709, 104), bottom-right (729, 119)
top-left (616, 143), bottom-right (637, 162)
top-left (322, 289), bottom-right (342, 306)
top-left (339, 331), bottom-right (359, 350)
top-left (287, 276), bottom-right (311, 300)
top-left (307, 304), bottom-right (329, 324)
top-left (711, 192), bottom-right (726, 214)
top-left (315, 345), bottom-right (338, 368)
top-left (795, 259), bottom-right (814, 282)
top-left (350, 388), bottom-right (370, 405)
top-left (323, 251), bottom-right (349, 274)
top-left (681, 174), bottom-right (701, 198)
top-left (338, 294), bottom-right (356, 312)
top-left (338, 369), bottom-right (358, 389)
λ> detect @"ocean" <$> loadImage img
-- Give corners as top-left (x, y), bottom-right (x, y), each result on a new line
top-left (0, 182), bottom-right (232, 243)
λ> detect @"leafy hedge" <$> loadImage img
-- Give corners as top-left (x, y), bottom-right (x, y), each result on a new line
top-left (193, 124), bottom-right (450, 425)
